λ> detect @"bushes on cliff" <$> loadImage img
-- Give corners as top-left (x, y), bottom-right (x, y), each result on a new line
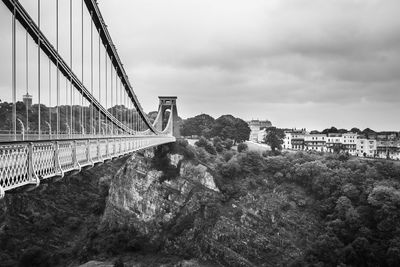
top-left (195, 137), bottom-right (217, 155)
top-left (208, 145), bottom-right (400, 266)
top-left (169, 139), bottom-right (196, 160)
top-left (214, 151), bottom-right (266, 198)
top-left (152, 145), bottom-right (181, 182)
top-left (153, 136), bottom-right (400, 266)
top-left (237, 142), bottom-right (248, 153)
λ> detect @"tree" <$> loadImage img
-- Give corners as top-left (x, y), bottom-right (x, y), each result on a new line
top-left (322, 127), bottom-right (338, 134)
top-left (263, 127), bottom-right (285, 151)
top-left (195, 136), bottom-right (216, 155)
top-left (180, 114), bottom-right (215, 137)
top-left (222, 139), bottom-right (234, 150)
top-left (350, 127), bottom-right (361, 133)
top-left (211, 115), bottom-right (236, 140)
top-left (362, 128), bottom-right (376, 139)
top-left (237, 143), bottom-right (248, 153)
top-left (211, 115), bottom-right (250, 143)
top-left (234, 118), bottom-right (251, 143)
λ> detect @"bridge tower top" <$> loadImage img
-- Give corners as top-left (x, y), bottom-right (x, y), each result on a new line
top-left (159, 96), bottom-right (177, 104)
top-left (156, 96), bottom-right (180, 138)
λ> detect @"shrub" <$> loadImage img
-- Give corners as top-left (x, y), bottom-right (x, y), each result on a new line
top-left (237, 151), bottom-right (264, 175)
top-left (212, 136), bottom-right (222, 146)
top-left (195, 136), bottom-right (216, 155)
top-left (215, 142), bottom-right (224, 153)
top-left (204, 143), bottom-right (217, 155)
top-left (237, 143), bottom-right (248, 153)
top-left (196, 147), bottom-right (211, 163)
top-left (195, 137), bottom-right (208, 148)
top-left (222, 139), bottom-right (234, 150)
top-left (223, 151), bottom-right (234, 162)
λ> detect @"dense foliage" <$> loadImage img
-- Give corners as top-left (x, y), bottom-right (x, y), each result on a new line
top-left (210, 148), bottom-right (400, 266)
top-left (237, 142), bottom-right (248, 153)
top-left (263, 127), bottom-right (285, 151)
top-left (180, 114), bottom-right (215, 137)
top-left (180, 114), bottom-right (250, 143)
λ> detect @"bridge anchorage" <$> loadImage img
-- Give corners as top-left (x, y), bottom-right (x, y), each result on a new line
top-left (0, 0), bottom-right (178, 199)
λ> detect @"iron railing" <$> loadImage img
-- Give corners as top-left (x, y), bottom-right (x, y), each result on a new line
top-left (0, 135), bottom-right (175, 198)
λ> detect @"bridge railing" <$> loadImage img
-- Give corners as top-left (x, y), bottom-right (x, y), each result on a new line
top-left (0, 135), bottom-right (175, 198)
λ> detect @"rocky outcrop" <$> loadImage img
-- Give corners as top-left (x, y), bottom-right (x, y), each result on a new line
top-left (101, 149), bottom-right (320, 266)
top-left (102, 151), bottom-right (221, 236)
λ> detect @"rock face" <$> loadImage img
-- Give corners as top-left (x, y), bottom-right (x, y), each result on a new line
top-left (102, 151), bottom-right (221, 237)
top-left (101, 149), bottom-right (320, 267)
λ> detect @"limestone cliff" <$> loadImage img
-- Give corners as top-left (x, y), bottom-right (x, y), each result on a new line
top-left (101, 148), bottom-right (320, 267)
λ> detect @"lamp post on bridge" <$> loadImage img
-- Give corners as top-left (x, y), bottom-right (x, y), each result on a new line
top-left (65, 122), bottom-right (71, 138)
top-left (101, 122), bottom-right (108, 137)
top-left (45, 121), bottom-right (51, 139)
top-left (81, 123), bottom-right (85, 138)
top-left (17, 118), bottom-right (25, 141)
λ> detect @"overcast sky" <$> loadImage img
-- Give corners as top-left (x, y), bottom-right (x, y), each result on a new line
top-left (97, 0), bottom-right (400, 131)
top-left (0, 0), bottom-right (399, 131)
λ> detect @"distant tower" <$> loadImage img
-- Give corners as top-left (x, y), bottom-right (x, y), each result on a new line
top-left (23, 93), bottom-right (32, 108)
top-left (154, 96), bottom-right (180, 138)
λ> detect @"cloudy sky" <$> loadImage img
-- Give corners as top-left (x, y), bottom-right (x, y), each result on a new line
top-left (0, 0), bottom-right (399, 131)
top-left (97, 0), bottom-right (400, 131)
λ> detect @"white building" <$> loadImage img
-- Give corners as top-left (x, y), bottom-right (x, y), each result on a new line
top-left (326, 134), bottom-right (343, 153)
top-left (376, 140), bottom-right (400, 160)
top-left (357, 139), bottom-right (377, 157)
top-left (304, 134), bottom-right (326, 152)
top-left (248, 120), bottom-right (272, 142)
top-left (342, 133), bottom-right (358, 155)
top-left (257, 129), bottom-right (267, 143)
top-left (283, 129), bottom-right (307, 150)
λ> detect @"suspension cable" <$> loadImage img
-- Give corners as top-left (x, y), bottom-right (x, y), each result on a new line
top-left (48, 58), bottom-right (51, 136)
top-left (12, 5), bottom-right (16, 141)
top-left (38, 0), bottom-right (41, 139)
top-left (105, 45), bottom-right (107, 135)
top-left (98, 27), bottom-right (101, 135)
top-left (70, 0), bottom-right (73, 136)
top-left (110, 56), bottom-right (113, 135)
top-left (26, 32), bottom-right (29, 135)
top-left (90, 11), bottom-right (94, 135)
top-left (56, 0), bottom-right (59, 138)
top-left (81, 0), bottom-right (84, 135)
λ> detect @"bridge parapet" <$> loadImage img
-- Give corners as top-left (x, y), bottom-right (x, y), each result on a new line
top-left (0, 135), bottom-right (175, 198)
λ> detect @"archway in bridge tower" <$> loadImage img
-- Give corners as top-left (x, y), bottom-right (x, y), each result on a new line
top-left (162, 108), bottom-right (171, 130)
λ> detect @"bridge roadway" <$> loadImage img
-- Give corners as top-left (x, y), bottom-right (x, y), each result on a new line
top-left (0, 135), bottom-right (175, 199)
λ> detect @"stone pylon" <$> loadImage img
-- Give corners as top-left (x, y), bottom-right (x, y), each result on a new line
top-left (154, 96), bottom-right (180, 138)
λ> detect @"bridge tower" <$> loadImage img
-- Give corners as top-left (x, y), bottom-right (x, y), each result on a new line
top-left (154, 96), bottom-right (180, 138)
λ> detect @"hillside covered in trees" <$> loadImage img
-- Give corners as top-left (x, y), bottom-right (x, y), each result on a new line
top-left (191, 140), bottom-right (400, 266)
top-left (180, 114), bottom-right (250, 143)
